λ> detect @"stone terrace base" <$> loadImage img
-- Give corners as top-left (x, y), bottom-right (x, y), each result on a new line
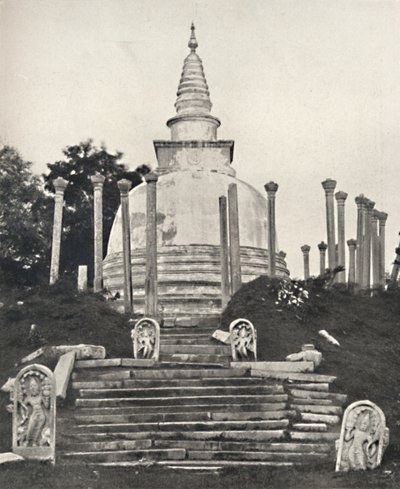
top-left (58, 324), bottom-right (346, 467)
top-left (103, 244), bottom-right (289, 317)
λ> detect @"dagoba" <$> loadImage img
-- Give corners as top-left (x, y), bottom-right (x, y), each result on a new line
top-left (103, 24), bottom-right (288, 317)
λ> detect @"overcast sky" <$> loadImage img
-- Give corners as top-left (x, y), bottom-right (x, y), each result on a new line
top-left (1, 0), bottom-right (400, 278)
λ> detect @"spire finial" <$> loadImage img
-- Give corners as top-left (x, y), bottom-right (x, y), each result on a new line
top-left (188, 22), bottom-right (198, 52)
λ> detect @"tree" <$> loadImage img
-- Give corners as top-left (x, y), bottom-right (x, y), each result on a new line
top-left (0, 146), bottom-right (49, 284)
top-left (43, 140), bottom-right (150, 282)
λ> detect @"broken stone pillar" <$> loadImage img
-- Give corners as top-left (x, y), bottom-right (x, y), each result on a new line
top-left (335, 191), bottom-right (348, 283)
top-left (371, 210), bottom-right (380, 290)
top-left (77, 265), bottom-right (88, 292)
top-left (219, 196), bottom-right (230, 309)
top-left (347, 239), bottom-right (357, 287)
top-left (355, 195), bottom-right (366, 287)
top-left (90, 173), bottom-right (105, 293)
top-left (145, 172), bottom-right (158, 317)
top-left (390, 238), bottom-right (400, 286)
top-left (317, 241), bottom-right (327, 276)
top-left (301, 245), bottom-right (311, 280)
top-left (321, 179), bottom-right (337, 270)
top-left (49, 177), bottom-right (68, 285)
top-left (228, 183), bottom-right (242, 294)
top-left (362, 199), bottom-right (375, 289)
top-left (264, 181), bottom-right (279, 277)
top-left (378, 212), bottom-right (388, 287)
top-left (117, 179), bottom-right (133, 313)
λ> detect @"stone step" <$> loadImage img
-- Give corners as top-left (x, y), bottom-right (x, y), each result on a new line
top-left (74, 359), bottom-right (156, 369)
top-left (159, 361), bottom-right (228, 368)
top-left (240, 362), bottom-right (314, 373)
top-left (160, 337), bottom-right (214, 345)
top-left (292, 404), bottom-right (343, 415)
top-left (62, 439), bottom-right (153, 452)
top-left (289, 398), bottom-right (334, 406)
top-left (62, 429), bottom-right (288, 443)
top-left (289, 389), bottom-right (347, 404)
top-left (252, 371), bottom-right (336, 383)
top-left (160, 353), bottom-right (230, 363)
top-left (72, 410), bottom-right (294, 425)
top-left (73, 420), bottom-right (290, 434)
top-left (72, 376), bottom-right (269, 390)
top-left (61, 448), bottom-right (186, 463)
top-left (77, 384), bottom-right (285, 399)
top-left (75, 393), bottom-right (289, 408)
top-left (290, 383), bottom-right (330, 392)
top-left (93, 461), bottom-right (295, 468)
top-left (187, 450), bottom-right (330, 462)
top-left (289, 431), bottom-right (339, 442)
top-left (160, 345), bottom-right (231, 355)
top-left (74, 402), bottom-right (289, 415)
top-left (73, 367), bottom-right (249, 382)
top-left (153, 440), bottom-right (332, 453)
top-left (292, 423), bottom-right (328, 432)
top-left (299, 412), bottom-right (341, 425)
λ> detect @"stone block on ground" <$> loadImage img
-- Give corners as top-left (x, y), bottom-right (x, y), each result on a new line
top-left (54, 351), bottom-right (76, 401)
top-left (0, 453), bottom-right (24, 464)
top-left (21, 345), bottom-right (106, 364)
top-left (212, 330), bottom-right (231, 344)
top-left (285, 344), bottom-right (322, 368)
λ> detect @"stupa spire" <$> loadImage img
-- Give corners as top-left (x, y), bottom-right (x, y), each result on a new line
top-left (174, 23), bottom-right (212, 115)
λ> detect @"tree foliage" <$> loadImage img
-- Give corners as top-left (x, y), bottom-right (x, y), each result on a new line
top-left (43, 140), bottom-right (150, 281)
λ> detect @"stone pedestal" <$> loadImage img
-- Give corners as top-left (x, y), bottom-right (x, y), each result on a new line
top-left (219, 196), bottom-right (230, 309)
top-left (301, 245), bottom-right (311, 280)
top-left (49, 177), bottom-right (68, 285)
top-left (335, 191), bottom-right (348, 283)
top-left (117, 179), bottom-right (133, 313)
top-left (378, 212), bottom-right (388, 287)
top-left (145, 173), bottom-right (158, 317)
top-left (264, 182), bottom-right (278, 277)
top-left (77, 265), bottom-right (88, 292)
top-left (321, 179), bottom-right (337, 270)
top-left (228, 183), bottom-right (242, 294)
top-left (355, 195), bottom-right (366, 287)
top-left (91, 173), bottom-right (105, 292)
top-left (347, 239), bottom-right (357, 287)
top-left (318, 241), bottom-right (327, 276)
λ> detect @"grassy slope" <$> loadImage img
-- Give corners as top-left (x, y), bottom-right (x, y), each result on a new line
top-left (222, 276), bottom-right (400, 462)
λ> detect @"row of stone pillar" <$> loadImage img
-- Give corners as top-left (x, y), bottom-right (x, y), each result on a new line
top-left (300, 181), bottom-right (388, 289)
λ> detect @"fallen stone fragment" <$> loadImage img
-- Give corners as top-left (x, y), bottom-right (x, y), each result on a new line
top-left (286, 344), bottom-right (322, 367)
top-left (0, 453), bottom-right (24, 464)
top-left (318, 330), bottom-right (340, 347)
top-left (212, 330), bottom-right (231, 344)
top-left (54, 351), bottom-right (76, 401)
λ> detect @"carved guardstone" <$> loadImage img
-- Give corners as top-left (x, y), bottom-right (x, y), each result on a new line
top-left (229, 318), bottom-right (257, 361)
top-left (12, 364), bottom-right (56, 462)
top-left (131, 318), bottom-right (160, 361)
top-left (335, 400), bottom-right (389, 472)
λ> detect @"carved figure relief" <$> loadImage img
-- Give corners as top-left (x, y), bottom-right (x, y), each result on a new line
top-left (13, 364), bottom-right (55, 461)
top-left (335, 400), bottom-right (389, 472)
top-left (229, 318), bottom-right (257, 361)
top-left (131, 318), bottom-right (160, 361)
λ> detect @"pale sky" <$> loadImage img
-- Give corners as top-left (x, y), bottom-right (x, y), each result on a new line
top-left (1, 0), bottom-right (400, 278)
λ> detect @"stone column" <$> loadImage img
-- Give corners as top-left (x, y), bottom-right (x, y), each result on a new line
top-left (347, 239), bottom-right (357, 287)
top-left (335, 191), bottom-right (348, 283)
top-left (317, 242), bottom-right (327, 276)
top-left (145, 172), bottom-right (158, 317)
top-left (371, 210), bottom-right (380, 290)
top-left (362, 199), bottom-right (375, 289)
top-left (117, 179), bottom-right (133, 313)
top-left (78, 265), bottom-right (88, 292)
top-left (90, 173), bottom-right (105, 293)
top-left (321, 179), bottom-right (337, 270)
top-left (264, 181), bottom-right (279, 277)
top-left (378, 212), bottom-right (388, 287)
top-left (301, 245), bottom-right (311, 280)
top-left (49, 177), bottom-right (68, 285)
top-left (228, 183), bottom-right (242, 294)
top-left (355, 195), bottom-right (366, 287)
top-left (219, 196), bottom-right (230, 309)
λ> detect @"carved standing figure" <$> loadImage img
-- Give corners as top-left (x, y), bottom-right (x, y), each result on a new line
top-left (229, 318), bottom-right (257, 361)
top-left (131, 318), bottom-right (160, 361)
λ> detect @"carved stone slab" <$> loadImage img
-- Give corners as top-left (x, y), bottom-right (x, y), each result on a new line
top-left (335, 400), bottom-right (389, 472)
top-left (12, 364), bottom-right (56, 462)
top-left (229, 318), bottom-right (257, 361)
top-left (131, 318), bottom-right (160, 361)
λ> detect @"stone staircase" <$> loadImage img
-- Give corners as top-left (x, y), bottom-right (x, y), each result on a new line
top-left (57, 325), bottom-right (346, 467)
